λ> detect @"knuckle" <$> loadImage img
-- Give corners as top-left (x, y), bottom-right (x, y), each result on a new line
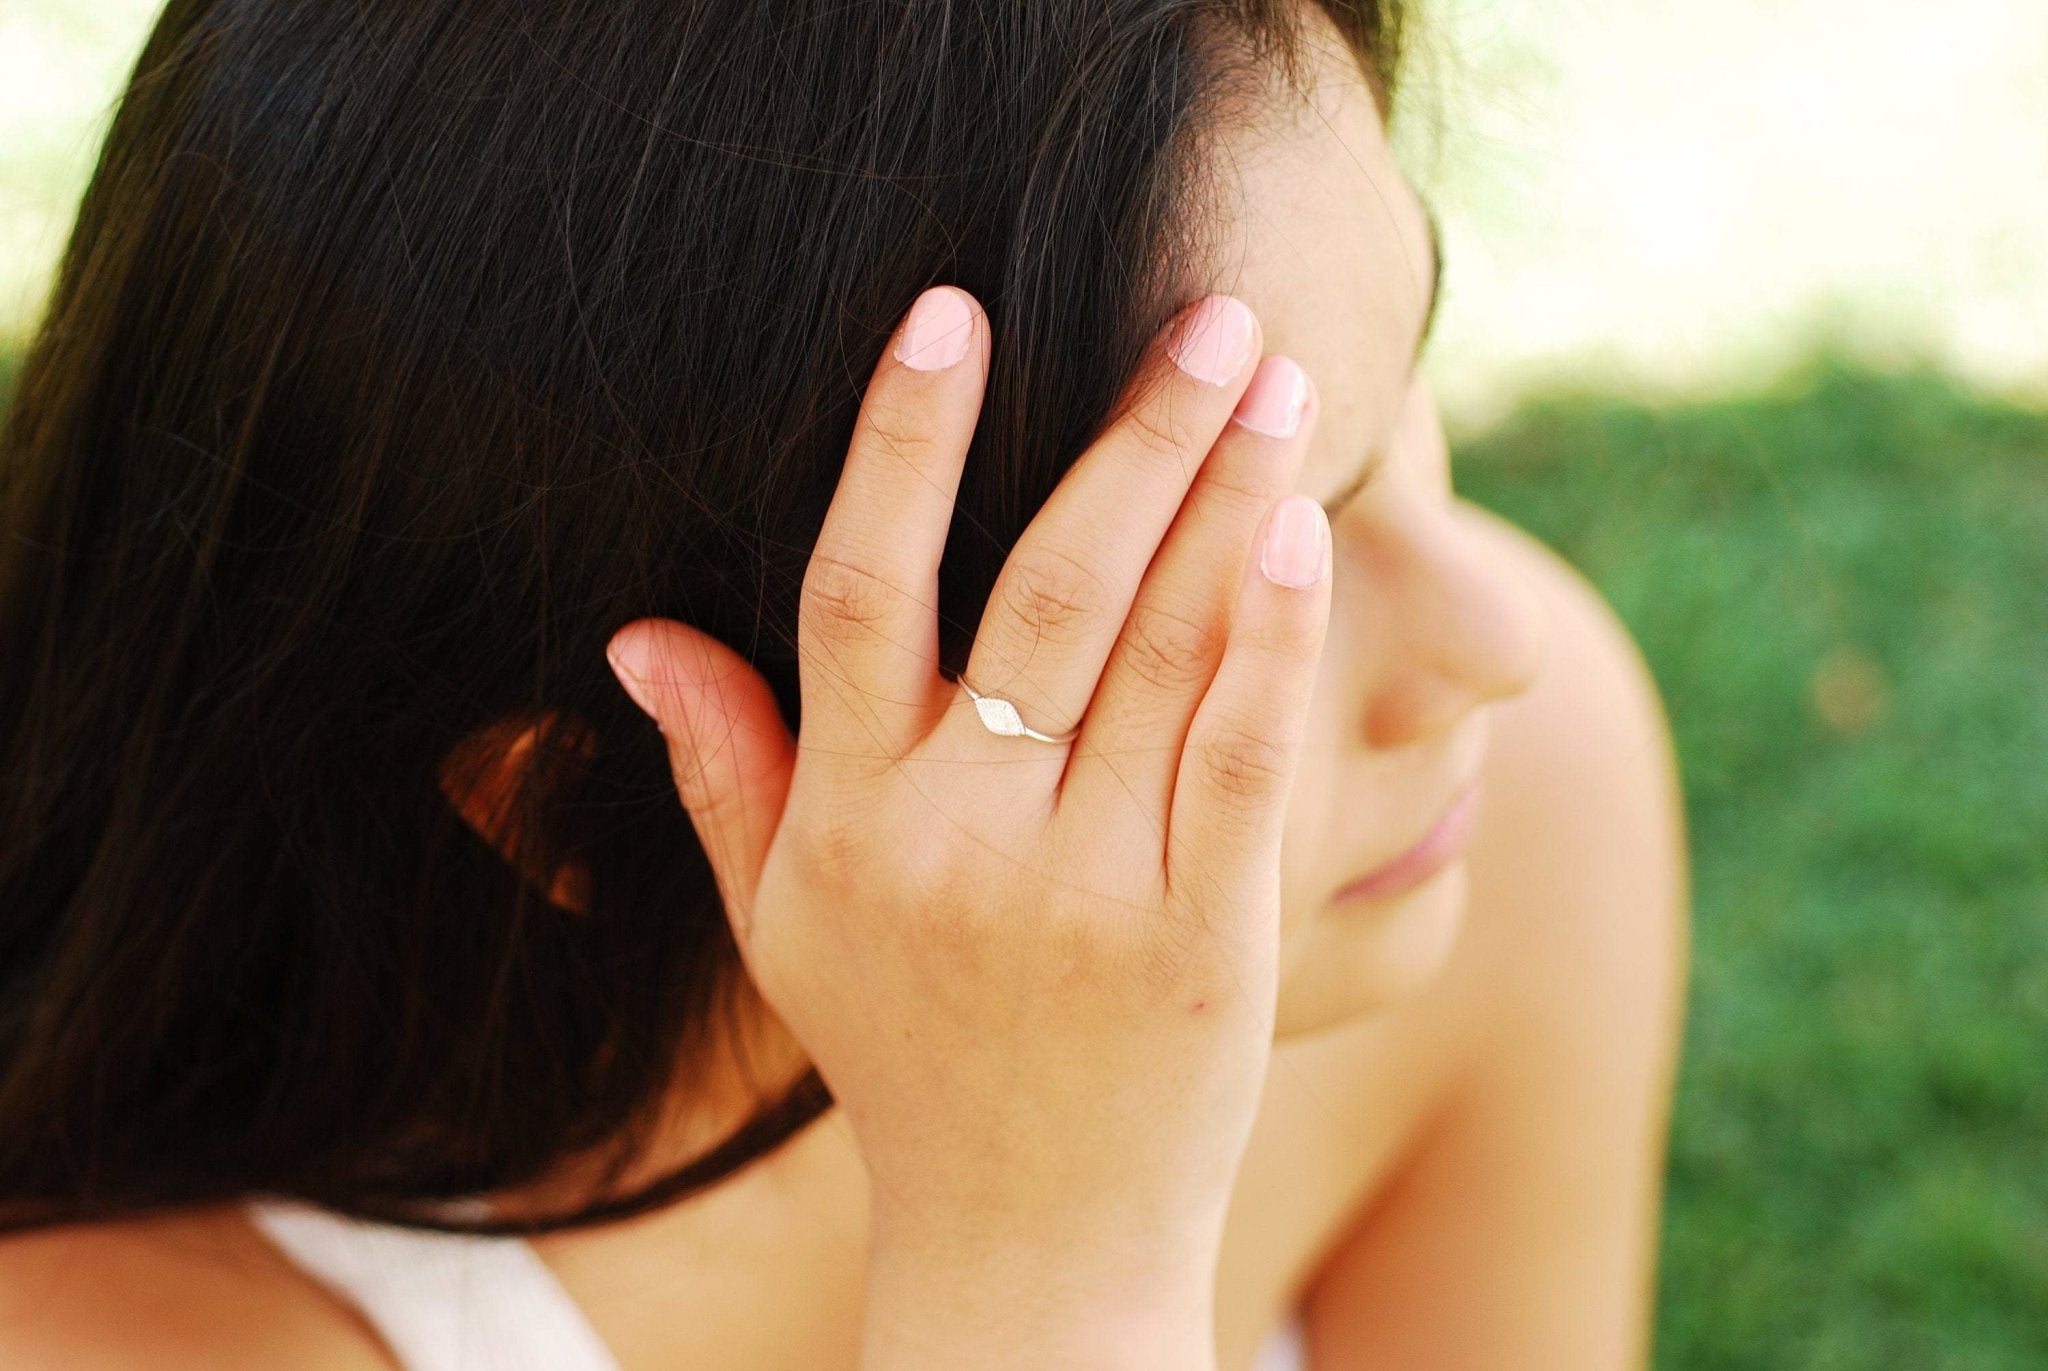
top-left (789, 801), bottom-right (977, 936)
top-left (1197, 461), bottom-right (1282, 518)
top-left (857, 396), bottom-right (946, 473)
top-left (1093, 889), bottom-right (1245, 1010)
top-left (895, 821), bottom-right (973, 907)
top-left (1117, 601), bottom-right (1225, 694)
top-left (1119, 904), bottom-right (1208, 998)
top-left (800, 555), bottom-right (903, 645)
top-left (1241, 596), bottom-right (1328, 664)
top-left (1120, 402), bottom-right (1200, 473)
top-left (1186, 721), bottom-right (1293, 805)
top-left (997, 544), bottom-right (1112, 646)
top-left (788, 808), bottom-right (869, 894)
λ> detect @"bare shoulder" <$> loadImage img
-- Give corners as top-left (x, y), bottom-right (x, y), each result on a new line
top-left (0, 1206), bottom-right (393, 1369)
top-left (1454, 496), bottom-right (1691, 1006)
top-left (1291, 502), bottom-right (1690, 1367)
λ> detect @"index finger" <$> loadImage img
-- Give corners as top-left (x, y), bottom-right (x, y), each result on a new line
top-left (796, 286), bottom-right (990, 762)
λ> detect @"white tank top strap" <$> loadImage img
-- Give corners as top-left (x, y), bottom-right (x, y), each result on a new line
top-left (243, 1193), bottom-right (621, 1371)
top-left (246, 1190), bottom-right (1306, 1371)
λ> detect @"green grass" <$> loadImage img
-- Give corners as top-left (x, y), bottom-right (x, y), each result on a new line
top-left (4, 347), bottom-right (2044, 1363)
top-left (1455, 355), bottom-right (2048, 1370)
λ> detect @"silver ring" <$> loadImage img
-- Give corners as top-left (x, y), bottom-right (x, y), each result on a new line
top-left (957, 676), bottom-right (1080, 745)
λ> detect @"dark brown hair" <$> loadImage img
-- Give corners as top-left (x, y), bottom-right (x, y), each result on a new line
top-left (0, 0), bottom-right (1408, 1237)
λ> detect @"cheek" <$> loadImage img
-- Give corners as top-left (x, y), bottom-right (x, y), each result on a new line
top-left (1274, 629), bottom-right (1358, 940)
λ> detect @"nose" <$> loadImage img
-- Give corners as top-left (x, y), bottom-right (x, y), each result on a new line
top-left (1361, 511), bottom-right (1550, 748)
top-left (1356, 390), bottom-right (1550, 750)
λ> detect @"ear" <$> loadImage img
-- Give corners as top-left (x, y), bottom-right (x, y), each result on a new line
top-left (436, 710), bottom-right (596, 913)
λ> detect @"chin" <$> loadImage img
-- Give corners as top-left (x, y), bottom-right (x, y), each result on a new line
top-left (1271, 862), bottom-right (1471, 1040)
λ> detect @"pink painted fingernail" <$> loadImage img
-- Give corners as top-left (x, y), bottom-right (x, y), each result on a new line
top-left (893, 287), bottom-right (975, 371)
top-left (1231, 356), bottom-right (1308, 437)
top-left (1259, 494), bottom-right (1329, 589)
top-left (1166, 295), bottom-right (1256, 385)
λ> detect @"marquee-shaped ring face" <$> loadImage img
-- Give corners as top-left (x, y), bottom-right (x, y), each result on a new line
top-left (973, 695), bottom-right (1028, 737)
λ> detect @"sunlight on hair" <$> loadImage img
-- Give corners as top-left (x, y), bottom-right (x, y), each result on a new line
top-left (7, 0), bottom-right (2048, 427)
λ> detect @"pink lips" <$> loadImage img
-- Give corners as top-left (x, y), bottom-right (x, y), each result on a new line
top-left (1330, 781), bottom-right (1483, 906)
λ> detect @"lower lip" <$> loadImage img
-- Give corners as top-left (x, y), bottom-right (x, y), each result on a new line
top-left (1329, 783), bottom-right (1483, 906)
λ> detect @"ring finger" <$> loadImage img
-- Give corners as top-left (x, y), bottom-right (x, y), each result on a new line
top-left (1061, 354), bottom-right (1320, 831)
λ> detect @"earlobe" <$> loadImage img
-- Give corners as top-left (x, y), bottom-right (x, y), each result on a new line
top-left (436, 710), bottom-right (597, 913)
top-left (437, 713), bottom-right (541, 842)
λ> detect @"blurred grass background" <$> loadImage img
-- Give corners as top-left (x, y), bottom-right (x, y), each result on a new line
top-left (4, 0), bottom-right (2045, 1366)
top-left (1457, 358), bottom-right (2048, 1368)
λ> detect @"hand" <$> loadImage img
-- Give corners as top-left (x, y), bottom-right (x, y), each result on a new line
top-left (604, 284), bottom-right (1328, 1280)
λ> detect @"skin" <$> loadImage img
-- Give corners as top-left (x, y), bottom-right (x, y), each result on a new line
top-left (431, 1), bottom-right (1533, 1217)
top-left (489, 2), bottom-right (1552, 1175)
top-left (0, 8), bottom-right (1689, 1368)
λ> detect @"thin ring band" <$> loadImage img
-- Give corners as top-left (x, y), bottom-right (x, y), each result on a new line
top-left (957, 676), bottom-right (1081, 745)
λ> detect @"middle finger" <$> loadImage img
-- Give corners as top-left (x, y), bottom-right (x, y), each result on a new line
top-left (952, 293), bottom-right (1262, 742)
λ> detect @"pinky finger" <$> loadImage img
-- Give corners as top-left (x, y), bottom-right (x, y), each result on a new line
top-left (1166, 494), bottom-right (1332, 905)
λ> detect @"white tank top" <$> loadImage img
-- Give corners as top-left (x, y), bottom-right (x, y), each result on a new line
top-left (243, 1194), bottom-right (1308, 1371)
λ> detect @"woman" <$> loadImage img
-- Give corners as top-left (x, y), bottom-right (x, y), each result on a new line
top-left (0, 0), bottom-right (1689, 1366)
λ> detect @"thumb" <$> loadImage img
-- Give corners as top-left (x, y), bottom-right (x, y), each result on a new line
top-left (605, 618), bottom-right (795, 943)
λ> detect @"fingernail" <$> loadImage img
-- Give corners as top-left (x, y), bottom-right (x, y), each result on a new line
top-left (1231, 355), bottom-right (1308, 437)
top-left (1259, 494), bottom-right (1328, 589)
top-left (894, 287), bottom-right (975, 371)
top-left (1166, 295), bottom-right (1256, 385)
top-left (606, 638), bottom-right (660, 721)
